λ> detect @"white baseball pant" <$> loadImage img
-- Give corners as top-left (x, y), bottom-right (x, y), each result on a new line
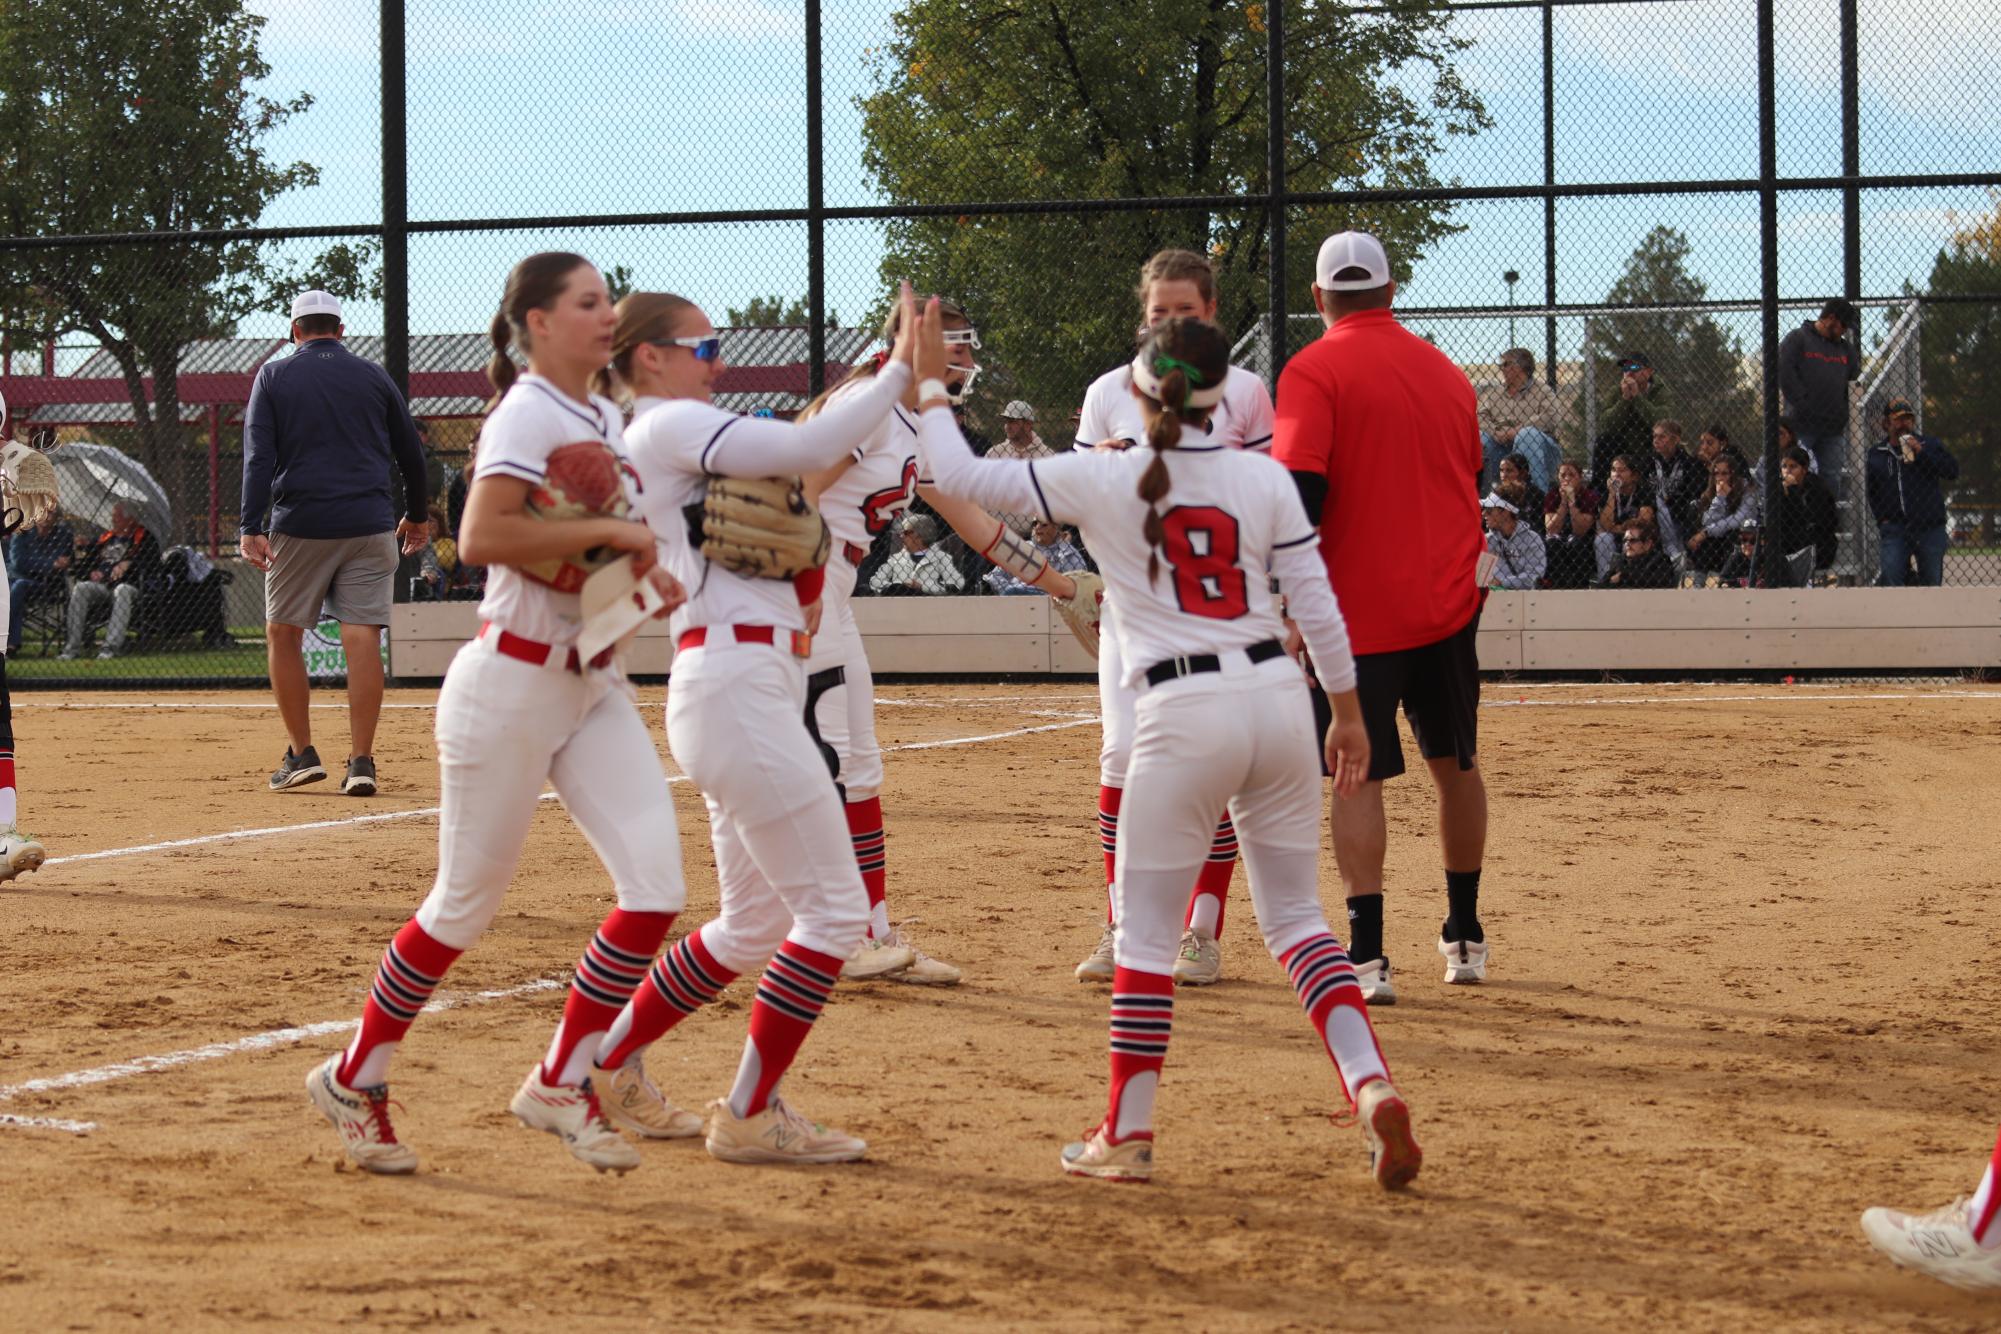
top-left (1113, 653), bottom-right (1332, 975)
top-left (1096, 596), bottom-right (1137, 787)
top-left (803, 553), bottom-right (885, 802)
top-left (667, 632), bottom-right (869, 972)
top-left (415, 637), bottom-right (686, 951)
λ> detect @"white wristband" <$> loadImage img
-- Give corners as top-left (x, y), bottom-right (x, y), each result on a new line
top-left (917, 378), bottom-right (949, 404)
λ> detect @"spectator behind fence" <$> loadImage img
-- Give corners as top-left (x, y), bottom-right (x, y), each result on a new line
top-left (413, 504), bottom-right (454, 601)
top-left (1479, 347), bottom-right (1562, 492)
top-left (1865, 397), bottom-right (1959, 587)
top-left (1481, 485), bottom-right (1545, 590)
top-left (60, 502), bottom-right (159, 660)
top-left (1773, 446), bottom-right (1838, 581)
top-left (1686, 453), bottom-right (1758, 573)
top-left (239, 290), bottom-right (431, 797)
top-left (1777, 298), bottom-right (1860, 495)
top-left (8, 506), bottom-right (74, 654)
top-left (868, 513), bottom-right (965, 595)
top-left (985, 519), bottom-right (1085, 595)
top-left (1542, 460), bottom-right (1600, 589)
top-left (1717, 521), bottom-right (1765, 588)
top-left (1596, 518), bottom-right (1677, 588)
top-left (1495, 452), bottom-right (1536, 503)
top-left (1595, 453), bottom-right (1656, 579)
top-left (1588, 351), bottom-right (1664, 487)
top-left (986, 400), bottom-right (1054, 535)
top-left (1647, 419), bottom-right (1705, 555)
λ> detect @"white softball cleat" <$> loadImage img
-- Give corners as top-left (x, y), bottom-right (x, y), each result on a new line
top-left (1437, 935), bottom-right (1489, 985)
top-left (839, 933), bottom-right (916, 981)
top-left (1075, 924), bottom-right (1117, 983)
top-left (509, 1067), bottom-right (641, 1174)
top-left (0, 826), bottom-right (46, 883)
top-left (1354, 1078), bottom-right (1423, 1191)
top-left (306, 1054), bottom-right (418, 1175)
top-left (1172, 929), bottom-right (1223, 986)
top-left (1353, 957), bottom-right (1396, 1006)
top-left (704, 1096), bottom-right (866, 1165)
top-left (876, 924), bottom-right (962, 986)
top-left (1060, 1125), bottom-right (1154, 1183)
top-left (591, 1057), bottom-right (703, 1140)
top-left (1862, 1197), bottom-right (2001, 1291)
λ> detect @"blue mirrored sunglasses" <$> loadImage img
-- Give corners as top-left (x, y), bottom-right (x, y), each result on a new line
top-left (650, 335), bottom-right (723, 362)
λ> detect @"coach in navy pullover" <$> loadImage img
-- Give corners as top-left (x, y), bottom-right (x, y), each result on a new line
top-left (240, 335), bottom-right (428, 541)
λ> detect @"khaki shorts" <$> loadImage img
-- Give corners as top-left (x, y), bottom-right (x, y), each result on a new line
top-left (266, 531), bottom-right (397, 628)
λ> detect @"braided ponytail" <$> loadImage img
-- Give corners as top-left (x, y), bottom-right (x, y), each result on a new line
top-left (1130, 317), bottom-right (1229, 585)
top-left (1139, 368), bottom-right (1187, 584)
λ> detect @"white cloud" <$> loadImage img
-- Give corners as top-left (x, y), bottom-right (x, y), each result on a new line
top-left (664, 0), bottom-right (800, 42)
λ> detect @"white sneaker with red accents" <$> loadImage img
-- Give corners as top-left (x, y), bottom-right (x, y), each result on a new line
top-left (1060, 1125), bottom-right (1154, 1182)
top-left (1862, 1197), bottom-right (2001, 1291)
top-left (591, 1057), bottom-right (703, 1140)
top-left (306, 1054), bottom-right (417, 1175)
top-left (1353, 1078), bottom-right (1422, 1191)
top-left (704, 1096), bottom-right (866, 1164)
top-left (509, 1067), bottom-right (641, 1174)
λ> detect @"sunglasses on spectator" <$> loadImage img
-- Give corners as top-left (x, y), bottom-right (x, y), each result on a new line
top-left (1623, 534), bottom-right (1650, 544)
top-left (649, 335), bottom-right (723, 361)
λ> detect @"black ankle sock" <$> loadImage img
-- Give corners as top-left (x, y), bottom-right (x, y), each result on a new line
top-left (1346, 894), bottom-right (1385, 964)
top-left (1443, 869), bottom-right (1483, 943)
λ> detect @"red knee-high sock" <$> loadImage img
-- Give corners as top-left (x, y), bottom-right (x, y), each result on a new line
top-left (0, 749), bottom-right (17, 826)
top-left (1104, 966), bottom-right (1174, 1142)
top-left (541, 908), bottom-right (676, 1087)
top-left (1280, 934), bottom-right (1391, 1104)
top-left (1184, 815), bottom-right (1238, 938)
top-left (1972, 1126), bottom-right (2001, 1247)
top-left (845, 797), bottom-right (888, 939)
top-left (339, 918), bottom-right (464, 1088)
top-left (1098, 785), bottom-right (1123, 923)
top-left (729, 940), bottom-right (842, 1117)
top-left (596, 925), bottom-right (739, 1069)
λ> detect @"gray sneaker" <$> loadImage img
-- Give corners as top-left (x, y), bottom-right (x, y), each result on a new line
top-left (269, 745), bottom-right (327, 791)
top-left (342, 755), bottom-right (378, 797)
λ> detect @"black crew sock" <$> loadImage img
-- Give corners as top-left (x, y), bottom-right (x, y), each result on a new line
top-left (1443, 869), bottom-right (1483, 944)
top-left (1346, 894), bottom-right (1385, 964)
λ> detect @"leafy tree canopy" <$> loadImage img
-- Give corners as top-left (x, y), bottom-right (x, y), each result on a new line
top-left (1923, 196), bottom-right (2001, 508)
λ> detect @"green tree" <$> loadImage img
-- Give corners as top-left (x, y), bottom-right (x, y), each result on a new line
top-left (1577, 226), bottom-right (1757, 450)
top-left (1922, 199), bottom-right (2001, 524)
top-left (0, 0), bottom-right (374, 518)
top-left (724, 294), bottom-right (838, 328)
top-left (858, 0), bottom-right (1487, 416)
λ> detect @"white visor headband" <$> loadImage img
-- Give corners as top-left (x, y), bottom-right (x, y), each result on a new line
top-left (941, 323), bottom-right (981, 403)
top-left (1130, 351), bottom-right (1226, 410)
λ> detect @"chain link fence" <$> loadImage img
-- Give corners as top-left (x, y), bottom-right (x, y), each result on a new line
top-left (1, 0), bottom-right (1996, 681)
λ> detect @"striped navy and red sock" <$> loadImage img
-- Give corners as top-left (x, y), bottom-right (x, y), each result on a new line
top-left (542, 908), bottom-right (675, 1086)
top-left (845, 797), bottom-right (889, 939)
top-left (1184, 815), bottom-right (1238, 939)
top-left (596, 926), bottom-right (738, 1069)
top-left (0, 748), bottom-right (17, 827)
top-left (1972, 1127), bottom-right (2001, 1248)
top-left (339, 918), bottom-right (463, 1088)
top-left (1281, 934), bottom-right (1390, 1103)
top-left (728, 940), bottom-right (842, 1118)
top-left (1098, 785), bottom-right (1122, 921)
top-left (1104, 966), bottom-right (1174, 1142)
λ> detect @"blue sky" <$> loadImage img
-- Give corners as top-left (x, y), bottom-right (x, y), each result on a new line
top-left (238, 0), bottom-right (1996, 361)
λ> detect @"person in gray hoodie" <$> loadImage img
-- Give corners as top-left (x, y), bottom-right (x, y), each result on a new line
top-left (1776, 298), bottom-right (1860, 498)
top-left (1481, 485), bottom-right (1546, 589)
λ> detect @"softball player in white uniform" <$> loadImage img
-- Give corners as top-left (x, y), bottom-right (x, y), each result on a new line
top-left (802, 298), bottom-right (1082, 986)
top-left (914, 308), bottom-right (1420, 1189)
top-left (591, 288), bottom-right (925, 1164)
top-left (308, 254), bottom-right (689, 1177)
top-left (0, 414), bottom-right (54, 881)
top-left (1073, 250), bottom-right (1275, 988)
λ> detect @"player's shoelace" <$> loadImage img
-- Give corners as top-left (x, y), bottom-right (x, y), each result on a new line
top-left (363, 1088), bottom-right (405, 1144)
top-left (579, 1080), bottom-right (618, 1134)
top-left (769, 1097), bottom-right (820, 1136)
top-left (1178, 934), bottom-right (1204, 962)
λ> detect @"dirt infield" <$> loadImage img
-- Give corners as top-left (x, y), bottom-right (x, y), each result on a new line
top-left (1, 681), bottom-right (1998, 1331)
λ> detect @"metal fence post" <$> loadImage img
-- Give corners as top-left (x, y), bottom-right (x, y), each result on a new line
top-left (806, 0), bottom-right (826, 400)
top-left (1840, 0), bottom-right (1861, 325)
top-left (1542, 0), bottom-right (1558, 389)
top-left (1756, 0), bottom-right (1785, 586)
top-left (380, 0), bottom-right (408, 400)
top-left (1266, 0), bottom-right (1287, 383)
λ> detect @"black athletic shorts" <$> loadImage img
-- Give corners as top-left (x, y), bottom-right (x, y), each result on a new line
top-left (1314, 608), bottom-right (1480, 783)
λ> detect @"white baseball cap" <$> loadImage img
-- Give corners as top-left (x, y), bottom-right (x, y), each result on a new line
top-left (290, 290), bottom-right (343, 321)
top-left (1479, 491), bottom-right (1519, 515)
top-left (1315, 232), bottom-right (1392, 292)
top-left (1001, 400), bottom-right (1035, 420)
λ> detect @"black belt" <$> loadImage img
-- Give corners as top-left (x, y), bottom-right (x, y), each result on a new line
top-left (1144, 639), bottom-right (1286, 687)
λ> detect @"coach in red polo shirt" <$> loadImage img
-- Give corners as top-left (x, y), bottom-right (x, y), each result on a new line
top-left (1273, 231), bottom-right (1490, 1005)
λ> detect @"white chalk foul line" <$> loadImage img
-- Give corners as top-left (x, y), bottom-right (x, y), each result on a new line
top-left (0, 978), bottom-right (564, 1134)
top-left (1481, 691), bottom-right (2001, 709)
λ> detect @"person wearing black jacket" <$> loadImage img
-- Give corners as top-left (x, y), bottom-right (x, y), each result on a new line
top-left (60, 503), bottom-right (161, 659)
top-left (1589, 352), bottom-right (1666, 487)
top-left (1864, 398), bottom-right (1959, 587)
top-left (1772, 446), bottom-right (1838, 582)
top-left (1595, 518), bottom-right (1677, 588)
top-left (1646, 419), bottom-right (1706, 552)
top-left (1777, 299), bottom-right (1860, 496)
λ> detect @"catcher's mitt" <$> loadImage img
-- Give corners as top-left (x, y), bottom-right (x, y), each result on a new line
top-left (519, 440), bottom-right (634, 593)
top-left (1053, 570), bottom-right (1107, 657)
top-left (687, 475), bottom-right (830, 580)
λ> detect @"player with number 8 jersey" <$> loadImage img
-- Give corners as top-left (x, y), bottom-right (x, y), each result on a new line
top-left (1072, 249), bottom-right (1277, 988)
top-left (916, 306), bottom-right (1420, 1189)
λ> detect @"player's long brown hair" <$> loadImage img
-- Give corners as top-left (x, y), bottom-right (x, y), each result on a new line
top-left (486, 252), bottom-right (593, 411)
top-left (1134, 248), bottom-right (1217, 308)
top-left (1135, 318), bottom-right (1230, 584)
top-left (593, 291), bottom-right (703, 404)
top-left (794, 295), bottom-right (972, 421)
